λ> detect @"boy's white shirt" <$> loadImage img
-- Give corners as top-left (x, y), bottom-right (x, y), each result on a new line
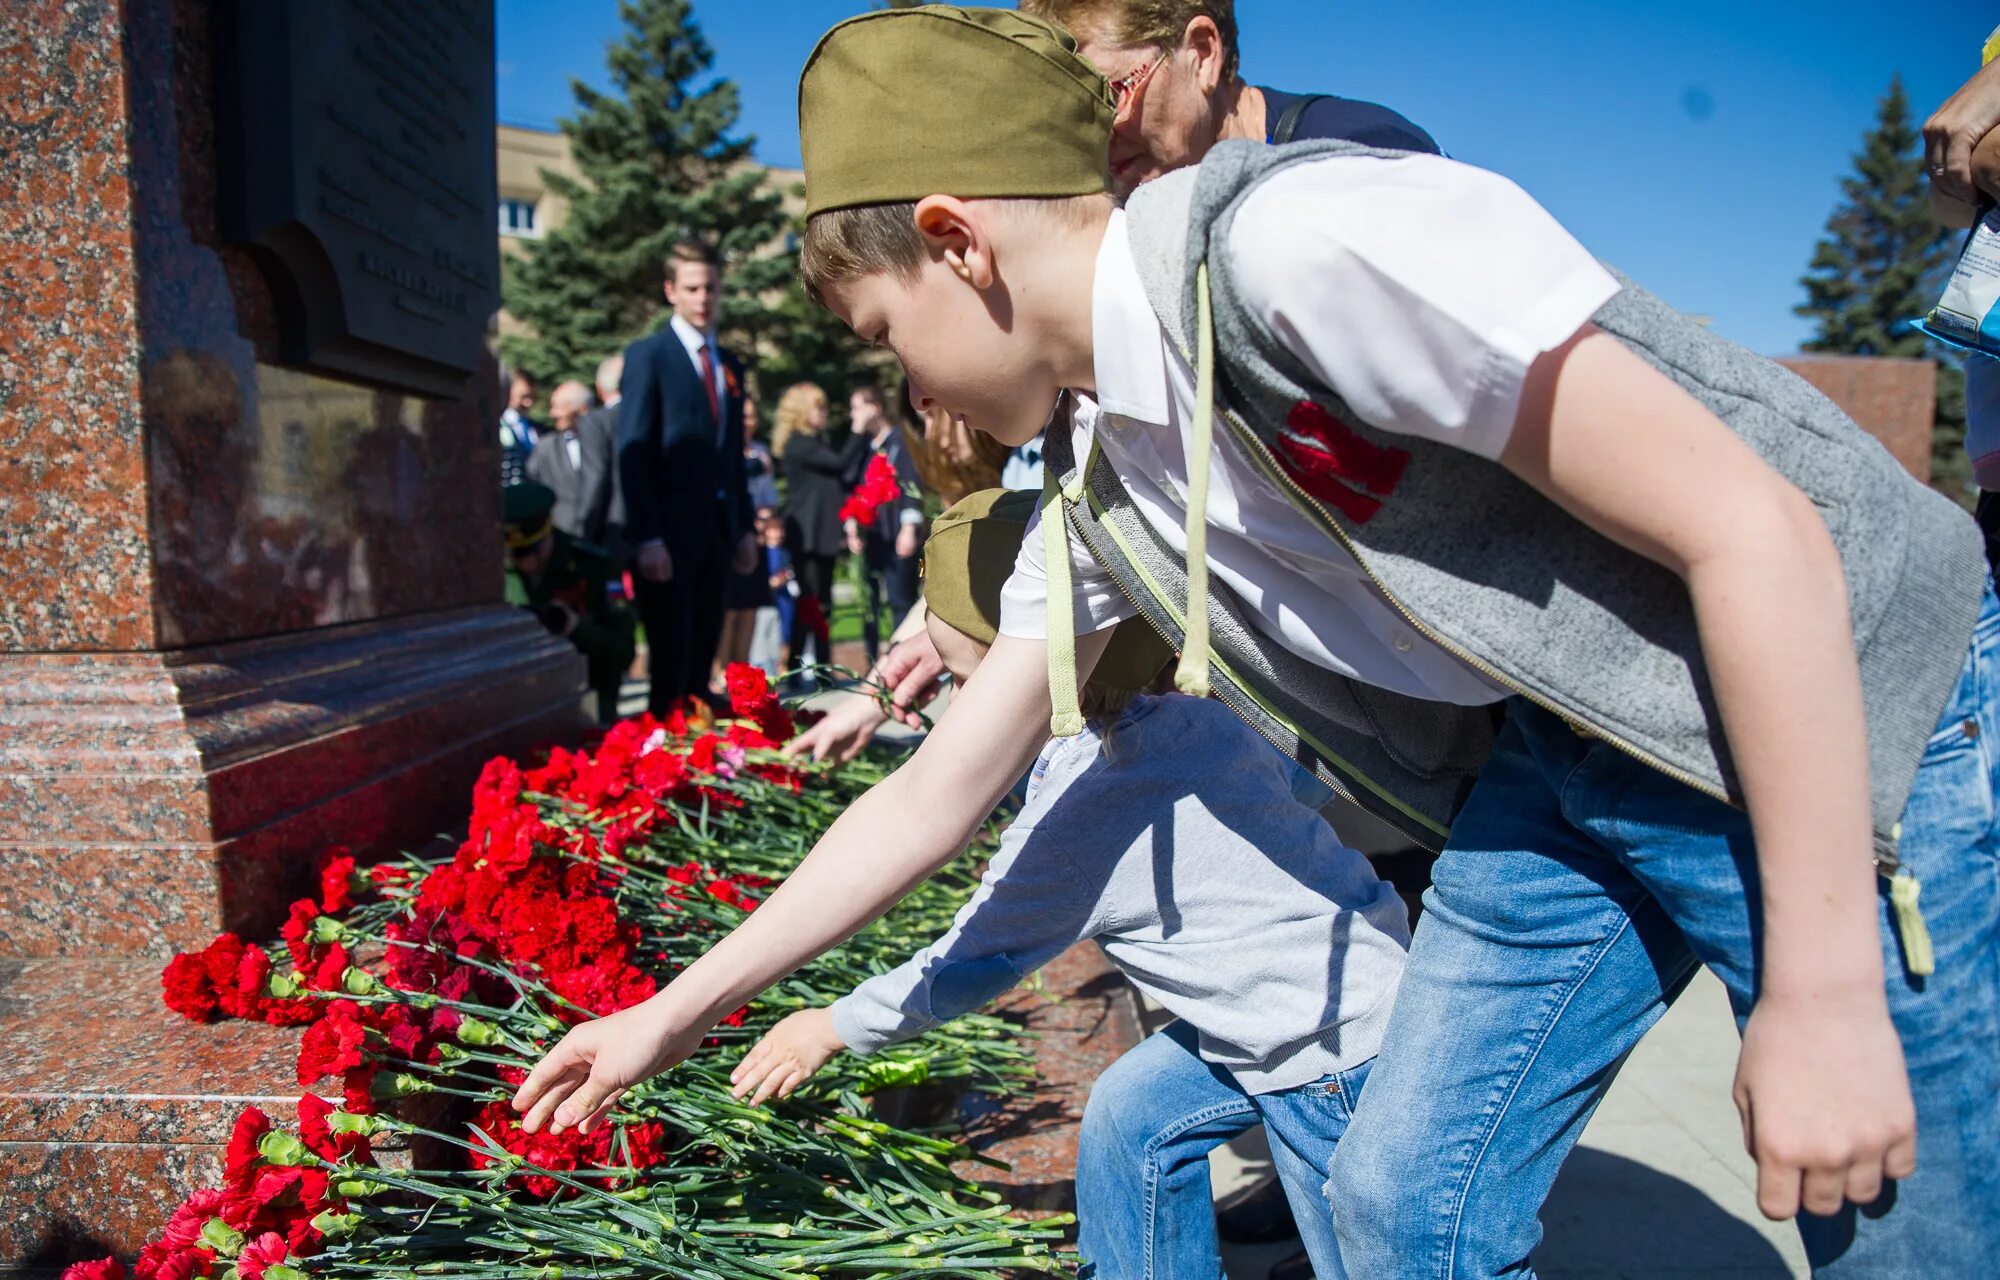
top-left (998, 153), bottom-right (1620, 706)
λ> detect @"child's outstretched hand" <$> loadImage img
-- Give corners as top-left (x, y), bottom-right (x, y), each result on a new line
top-left (511, 1000), bottom-right (704, 1136)
top-left (731, 1008), bottom-right (845, 1106)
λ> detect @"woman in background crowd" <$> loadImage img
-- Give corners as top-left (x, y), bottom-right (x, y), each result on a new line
top-left (773, 382), bottom-right (861, 678)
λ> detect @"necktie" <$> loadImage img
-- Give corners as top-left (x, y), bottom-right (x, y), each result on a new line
top-left (697, 342), bottom-right (721, 433)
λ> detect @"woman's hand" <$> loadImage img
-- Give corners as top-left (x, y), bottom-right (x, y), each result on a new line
top-left (731, 1008), bottom-right (846, 1106)
top-left (1927, 58), bottom-right (2000, 206)
top-left (511, 997), bottom-right (706, 1136)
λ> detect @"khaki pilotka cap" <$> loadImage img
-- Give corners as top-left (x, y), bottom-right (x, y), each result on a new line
top-left (798, 5), bottom-right (1116, 217)
top-left (923, 489), bottom-right (1173, 692)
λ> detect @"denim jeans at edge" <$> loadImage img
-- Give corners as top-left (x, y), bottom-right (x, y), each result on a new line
top-left (1327, 582), bottom-right (2000, 1278)
top-left (1076, 1020), bottom-right (1373, 1280)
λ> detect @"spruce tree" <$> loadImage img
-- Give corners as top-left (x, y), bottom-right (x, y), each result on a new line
top-left (499, 0), bottom-right (869, 405)
top-left (1796, 75), bottom-right (1968, 500)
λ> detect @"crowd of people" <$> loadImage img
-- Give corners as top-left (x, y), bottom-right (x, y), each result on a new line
top-left (497, 238), bottom-right (1026, 724)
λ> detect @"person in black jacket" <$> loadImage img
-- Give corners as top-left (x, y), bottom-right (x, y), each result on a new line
top-left (774, 382), bottom-right (863, 676)
top-left (844, 384), bottom-right (924, 665)
top-left (617, 241), bottom-right (757, 715)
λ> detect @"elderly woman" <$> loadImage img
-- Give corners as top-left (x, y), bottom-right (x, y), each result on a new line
top-left (1020, 0), bottom-right (1435, 194)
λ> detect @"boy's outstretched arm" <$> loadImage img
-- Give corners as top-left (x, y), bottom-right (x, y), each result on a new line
top-left (511, 629), bottom-right (1109, 1136)
top-left (1506, 325), bottom-right (1914, 1222)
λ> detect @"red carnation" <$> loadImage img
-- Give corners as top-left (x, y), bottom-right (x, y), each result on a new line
top-left (280, 899), bottom-right (322, 970)
top-left (837, 453), bottom-right (906, 525)
top-left (61, 1259), bottom-right (126, 1280)
top-left (725, 663), bottom-right (770, 711)
top-left (224, 1107), bottom-right (273, 1191)
top-left (233, 1233), bottom-right (290, 1280)
top-left (296, 1001), bottom-right (369, 1086)
top-left (296, 1093), bottom-right (372, 1166)
top-left (316, 848), bottom-right (356, 916)
top-left (161, 951), bottom-right (219, 1023)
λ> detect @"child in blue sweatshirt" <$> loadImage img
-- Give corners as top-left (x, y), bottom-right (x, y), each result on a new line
top-left (731, 490), bottom-right (1408, 1280)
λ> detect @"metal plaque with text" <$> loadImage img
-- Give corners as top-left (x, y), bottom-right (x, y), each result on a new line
top-left (217, 0), bottom-right (499, 398)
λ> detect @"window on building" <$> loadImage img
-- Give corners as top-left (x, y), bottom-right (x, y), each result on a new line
top-left (499, 198), bottom-right (541, 239)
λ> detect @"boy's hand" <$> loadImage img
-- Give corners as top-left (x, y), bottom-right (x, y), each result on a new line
top-left (511, 1000), bottom-right (705, 1136)
top-left (1734, 986), bottom-right (1917, 1220)
top-left (731, 1008), bottom-right (845, 1106)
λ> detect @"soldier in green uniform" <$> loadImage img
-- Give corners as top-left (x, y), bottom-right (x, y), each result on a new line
top-left (504, 482), bottom-right (637, 725)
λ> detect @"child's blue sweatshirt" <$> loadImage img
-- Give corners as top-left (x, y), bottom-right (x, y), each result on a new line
top-left (830, 693), bottom-right (1409, 1094)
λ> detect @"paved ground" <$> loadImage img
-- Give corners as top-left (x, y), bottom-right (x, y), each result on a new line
top-left (1215, 969), bottom-right (1808, 1279)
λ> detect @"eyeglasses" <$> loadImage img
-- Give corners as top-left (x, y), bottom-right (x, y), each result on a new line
top-left (1107, 51), bottom-right (1167, 124)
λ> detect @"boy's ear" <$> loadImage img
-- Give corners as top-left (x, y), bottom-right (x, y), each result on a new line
top-left (914, 195), bottom-right (996, 290)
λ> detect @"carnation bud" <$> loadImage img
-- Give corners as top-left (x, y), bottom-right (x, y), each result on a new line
top-left (327, 1109), bottom-right (385, 1137)
top-left (257, 1129), bottom-right (312, 1167)
top-left (389, 1073), bottom-right (431, 1097)
top-left (309, 1210), bottom-right (364, 1240)
top-left (333, 1176), bottom-right (390, 1198)
top-left (434, 1042), bottom-right (469, 1064)
top-left (305, 915), bottom-right (351, 944)
top-left (339, 967), bottom-right (382, 997)
top-left (265, 969), bottom-right (305, 1000)
top-left (454, 1016), bottom-right (502, 1046)
top-left (199, 1217), bottom-right (246, 1256)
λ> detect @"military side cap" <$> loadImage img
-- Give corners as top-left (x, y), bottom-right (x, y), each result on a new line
top-left (923, 488), bottom-right (1172, 692)
top-left (503, 482), bottom-right (557, 551)
top-left (799, 5), bottom-right (1115, 218)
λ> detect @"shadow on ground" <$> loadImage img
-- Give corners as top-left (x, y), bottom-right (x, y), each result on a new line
top-left (1539, 1147), bottom-right (1796, 1278)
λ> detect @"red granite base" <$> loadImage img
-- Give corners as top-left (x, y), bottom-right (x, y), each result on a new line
top-left (0, 957), bottom-right (307, 1268)
top-left (0, 606), bottom-right (590, 957)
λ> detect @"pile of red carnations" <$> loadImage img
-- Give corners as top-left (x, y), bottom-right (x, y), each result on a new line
top-left (64, 667), bottom-right (1058, 1280)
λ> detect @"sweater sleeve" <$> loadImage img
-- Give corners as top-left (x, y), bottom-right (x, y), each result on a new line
top-left (829, 821), bottom-right (1100, 1056)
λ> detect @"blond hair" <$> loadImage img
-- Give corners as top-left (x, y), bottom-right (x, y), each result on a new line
top-left (665, 239), bottom-right (721, 282)
top-left (771, 382), bottom-right (828, 461)
top-left (1019, 0), bottom-right (1239, 78)
top-left (800, 195), bottom-right (1112, 303)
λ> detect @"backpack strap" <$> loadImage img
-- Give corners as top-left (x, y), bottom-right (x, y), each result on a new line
top-left (1271, 93), bottom-right (1328, 145)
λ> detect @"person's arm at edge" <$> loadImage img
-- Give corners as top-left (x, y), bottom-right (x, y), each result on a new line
top-left (1506, 324), bottom-right (1911, 1222)
top-left (513, 627), bottom-right (1112, 1134)
top-left (785, 603), bottom-right (940, 763)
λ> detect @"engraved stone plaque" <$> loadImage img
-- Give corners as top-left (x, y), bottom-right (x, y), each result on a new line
top-left (217, 0), bottom-right (498, 397)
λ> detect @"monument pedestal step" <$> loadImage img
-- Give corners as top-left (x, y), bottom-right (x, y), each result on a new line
top-left (0, 957), bottom-right (305, 1268)
top-left (0, 606), bottom-right (589, 958)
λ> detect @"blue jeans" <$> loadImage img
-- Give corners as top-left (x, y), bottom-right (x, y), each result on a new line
top-left (1078, 1020), bottom-right (1373, 1279)
top-left (1328, 586), bottom-right (2000, 1277)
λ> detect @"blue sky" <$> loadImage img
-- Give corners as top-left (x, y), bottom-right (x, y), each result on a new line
top-left (497, 1), bottom-right (1994, 356)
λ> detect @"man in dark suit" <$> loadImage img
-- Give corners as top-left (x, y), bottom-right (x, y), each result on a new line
top-left (618, 240), bottom-right (757, 715)
top-left (527, 380), bottom-right (618, 550)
